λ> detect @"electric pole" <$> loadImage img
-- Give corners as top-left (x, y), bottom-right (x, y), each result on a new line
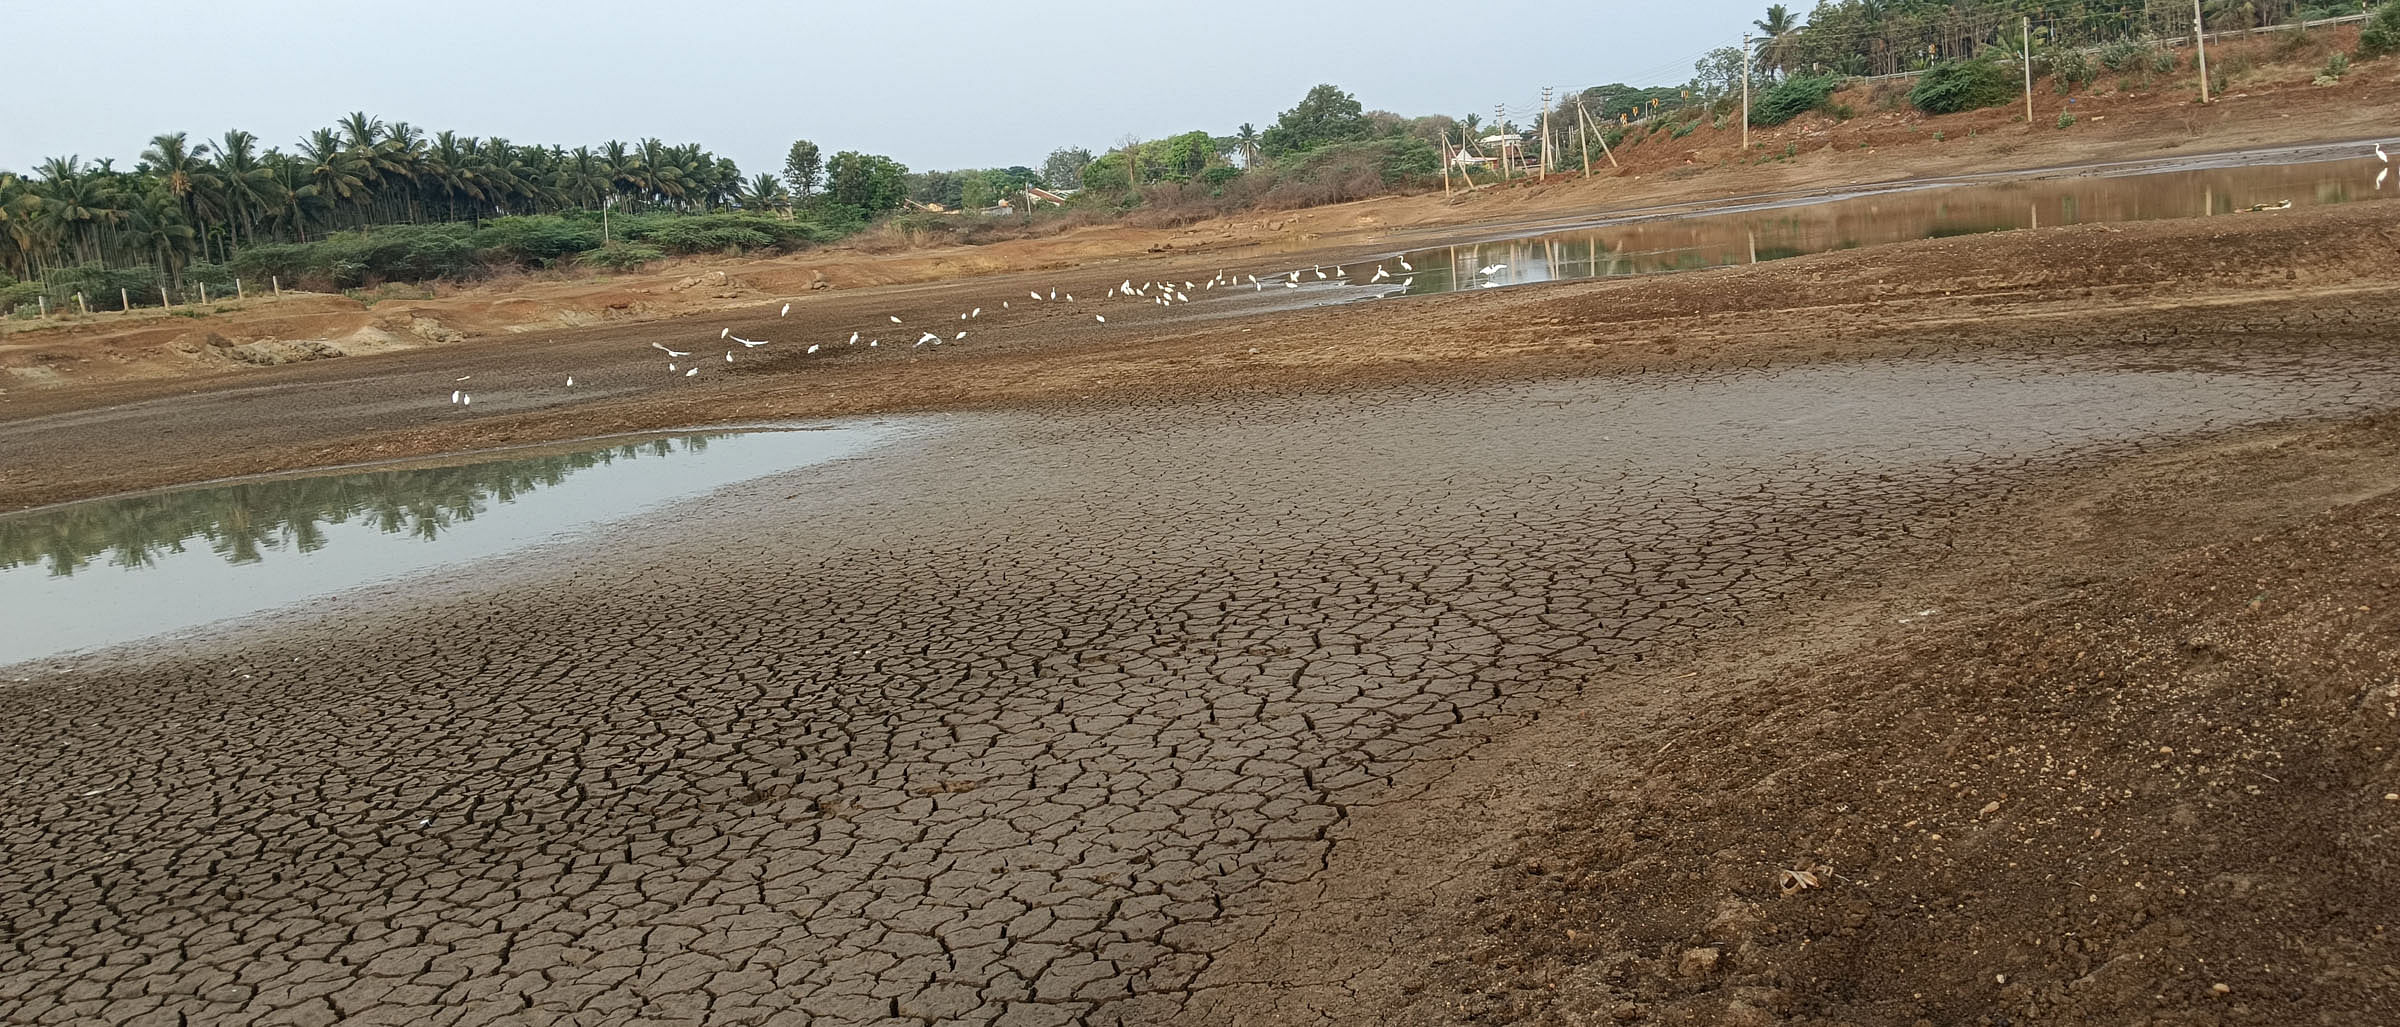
top-left (2023, 16), bottom-right (2034, 123)
top-left (1496, 102), bottom-right (1509, 179)
top-left (1740, 33), bottom-right (1752, 154)
top-left (1539, 86), bottom-right (1553, 181)
top-left (2194, 0), bottom-right (2211, 103)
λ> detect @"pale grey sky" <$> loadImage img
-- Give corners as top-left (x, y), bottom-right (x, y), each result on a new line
top-left (4, 0), bottom-right (1771, 179)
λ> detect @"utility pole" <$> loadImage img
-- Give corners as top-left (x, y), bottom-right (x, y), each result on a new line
top-left (2194, 0), bottom-right (2211, 102)
top-left (1539, 86), bottom-right (1554, 181)
top-left (1495, 102), bottom-right (1509, 179)
top-left (1581, 102), bottom-right (1619, 168)
top-left (1439, 133), bottom-right (1450, 195)
top-left (1576, 103), bottom-right (1591, 176)
top-left (2023, 16), bottom-right (2035, 123)
top-left (1740, 33), bottom-right (1753, 154)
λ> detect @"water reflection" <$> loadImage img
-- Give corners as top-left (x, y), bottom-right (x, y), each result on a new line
top-left (0, 426), bottom-right (893, 665)
top-left (1, 435), bottom-right (716, 577)
top-left (1383, 158), bottom-right (2369, 296)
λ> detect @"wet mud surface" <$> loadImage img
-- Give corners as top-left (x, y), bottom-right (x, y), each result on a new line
top-left (3, 344), bottom-right (2397, 1025)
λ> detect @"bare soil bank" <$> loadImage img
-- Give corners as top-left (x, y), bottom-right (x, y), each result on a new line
top-left (1191, 411), bottom-right (2400, 1027)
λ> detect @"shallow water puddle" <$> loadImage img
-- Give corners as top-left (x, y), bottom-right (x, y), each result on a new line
top-left (1280, 155), bottom-right (2375, 302)
top-left (0, 425), bottom-right (893, 665)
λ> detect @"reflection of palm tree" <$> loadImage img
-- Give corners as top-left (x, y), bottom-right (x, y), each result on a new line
top-left (0, 434), bottom-right (729, 578)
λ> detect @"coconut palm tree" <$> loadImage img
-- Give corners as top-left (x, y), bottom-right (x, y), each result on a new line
top-left (1755, 4), bottom-right (1800, 80)
top-left (736, 173), bottom-right (790, 212)
top-left (139, 133), bottom-right (220, 240)
top-left (299, 129), bottom-right (367, 230)
top-left (124, 186), bottom-right (197, 294)
top-left (1233, 123), bottom-right (1262, 168)
top-left (214, 130), bottom-right (270, 250)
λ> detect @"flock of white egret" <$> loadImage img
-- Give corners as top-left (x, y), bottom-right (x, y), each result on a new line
top-left (442, 140), bottom-right (2395, 411)
top-left (437, 250), bottom-right (1532, 407)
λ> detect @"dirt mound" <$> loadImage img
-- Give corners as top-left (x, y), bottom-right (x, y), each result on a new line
top-left (1410, 416), bottom-right (2400, 1026)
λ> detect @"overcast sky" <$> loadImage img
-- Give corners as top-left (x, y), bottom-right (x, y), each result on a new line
top-left (4, 0), bottom-right (1770, 180)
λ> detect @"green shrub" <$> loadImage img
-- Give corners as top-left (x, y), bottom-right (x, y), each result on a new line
top-left (474, 215), bottom-right (603, 266)
top-left (2099, 37), bottom-right (2151, 72)
top-left (1750, 74), bottom-right (1842, 127)
top-left (1201, 165), bottom-right (1244, 188)
top-left (2046, 49), bottom-right (2095, 93)
top-left (578, 243), bottom-right (665, 271)
top-left (2151, 49), bottom-right (2178, 74)
top-left (2057, 112), bottom-right (2077, 129)
top-left (2323, 52), bottom-right (2350, 79)
top-left (0, 276), bottom-right (38, 313)
top-left (1910, 58), bottom-right (2018, 114)
top-left (1670, 119), bottom-right (1698, 139)
top-left (2360, 0), bottom-right (2400, 58)
top-left (1275, 137), bottom-right (1440, 186)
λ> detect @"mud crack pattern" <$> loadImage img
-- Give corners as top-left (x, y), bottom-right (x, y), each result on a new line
top-left (4, 347), bottom-right (2396, 1025)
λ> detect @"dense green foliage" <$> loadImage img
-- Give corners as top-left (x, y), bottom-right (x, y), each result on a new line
top-left (1757, 0), bottom-right (2336, 79)
top-left (1749, 74), bottom-right (1842, 126)
top-left (218, 211), bottom-right (828, 290)
top-left (0, 113), bottom-right (912, 311)
top-left (2360, 0), bottom-right (2400, 58)
top-left (823, 151), bottom-right (909, 213)
top-left (1909, 58), bottom-right (2020, 114)
top-left (1260, 85), bottom-right (1372, 158)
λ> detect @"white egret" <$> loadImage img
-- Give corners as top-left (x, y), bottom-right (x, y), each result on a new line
top-left (1314, 269), bottom-right (1327, 279)
top-left (780, 303), bottom-right (791, 316)
top-left (807, 344), bottom-right (820, 354)
top-left (889, 315), bottom-right (902, 323)
top-left (971, 307), bottom-right (981, 317)
top-left (1095, 314), bottom-right (1106, 322)
top-left (565, 376), bottom-right (574, 387)
top-left (685, 368), bottom-right (698, 377)
top-left (462, 394), bottom-right (471, 406)
top-left (450, 390), bottom-right (461, 403)
top-left (652, 342), bottom-right (690, 357)
top-left (1399, 258), bottom-right (1413, 271)
top-left (725, 352), bottom-right (734, 362)
top-left (2378, 143), bottom-right (2391, 163)
top-left (956, 331), bottom-right (967, 340)
top-left (1399, 276), bottom-right (1413, 288)
top-left (720, 328), bottom-right (730, 339)
top-left (849, 332), bottom-right (860, 345)
top-left (1372, 266), bottom-right (1389, 281)
top-left (1031, 291), bottom-right (1042, 300)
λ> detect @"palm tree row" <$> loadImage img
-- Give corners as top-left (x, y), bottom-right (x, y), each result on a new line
top-left (1, 112), bottom-right (762, 283)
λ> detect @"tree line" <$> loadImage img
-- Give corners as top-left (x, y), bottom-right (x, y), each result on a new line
top-left (0, 114), bottom-right (926, 307)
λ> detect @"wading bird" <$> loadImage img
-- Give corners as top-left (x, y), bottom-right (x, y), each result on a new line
top-left (653, 342), bottom-right (690, 357)
top-left (780, 303), bottom-right (791, 316)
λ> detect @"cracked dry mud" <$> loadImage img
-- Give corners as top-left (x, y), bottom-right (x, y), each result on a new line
top-left (4, 343), bottom-right (2397, 1026)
